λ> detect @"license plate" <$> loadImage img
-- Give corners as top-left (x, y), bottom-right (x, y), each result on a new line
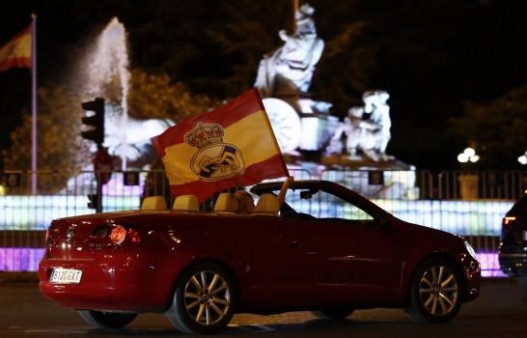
top-left (50, 268), bottom-right (82, 284)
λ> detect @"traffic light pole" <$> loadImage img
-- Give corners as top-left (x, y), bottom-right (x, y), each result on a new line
top-left (81, 97), bottom-right (109, 213)
top-left (95, 172), bottom-right (103, 213)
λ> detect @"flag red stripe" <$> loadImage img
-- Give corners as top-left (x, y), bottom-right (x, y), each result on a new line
top-left (0, 57), bottom-right (31, 71)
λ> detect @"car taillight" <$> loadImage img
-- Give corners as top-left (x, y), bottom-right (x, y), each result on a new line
top-left (109, 225), bottom-right (142, 245)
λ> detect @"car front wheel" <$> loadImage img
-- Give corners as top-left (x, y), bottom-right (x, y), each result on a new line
top-left (405, 257), bottom-right (462, 323)
top-left (165, 262), bottom-right (236, 334)
top-left (78, 310), bottom-right (137, 328)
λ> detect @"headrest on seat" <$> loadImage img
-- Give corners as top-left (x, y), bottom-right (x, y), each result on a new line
top-left (253, 193), bottom-right (280, 216)
top-left (173, 195), bottom-right (199, 212)
top-left (214, 193), bottom-right (239, 214)
top-left (141, 196), bottom-right (167, 210)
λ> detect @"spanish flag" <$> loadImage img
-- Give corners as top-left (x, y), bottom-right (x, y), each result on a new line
top-left (0, 25), bottom-right (31, 72)
top-left (152, 88), bottom-right (289, 202)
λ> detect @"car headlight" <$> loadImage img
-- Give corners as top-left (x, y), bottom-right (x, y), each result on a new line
top-left (464, 240), bottom-right (477, 260)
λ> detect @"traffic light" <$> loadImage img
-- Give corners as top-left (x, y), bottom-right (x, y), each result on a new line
top-left (81, 97), bottom-right (105, 146)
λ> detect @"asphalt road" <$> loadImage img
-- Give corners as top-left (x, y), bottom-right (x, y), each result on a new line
top-left (0, 279), bottom-right (526, 337)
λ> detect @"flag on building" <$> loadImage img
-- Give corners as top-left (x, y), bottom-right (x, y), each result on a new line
top-left (152, 88), bottom-right (289, 202)
top-left (0, 25), bottom-right (32, 72)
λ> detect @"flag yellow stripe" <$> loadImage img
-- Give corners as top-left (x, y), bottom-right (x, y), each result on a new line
top-left (162, 110), bottom-right (279, 185)
top-left (0, 31), bottom-right (31, 60)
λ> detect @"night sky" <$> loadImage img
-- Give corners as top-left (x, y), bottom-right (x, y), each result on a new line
top-left (2, 0), bottom-right (527, 170)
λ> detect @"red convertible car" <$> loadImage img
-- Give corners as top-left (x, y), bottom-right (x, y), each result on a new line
top-left (39, 180), bottom-right (480, 334)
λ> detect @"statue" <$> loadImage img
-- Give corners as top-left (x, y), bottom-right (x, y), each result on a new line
top-left (329, 106), bottom-right (364, 159)
top-left (104, 113), bottom-right (175, 166)
top-left (329, 90), bottom-right (392, 162)
top-left (255, 3), bottom-right (336, 155)
top-left (360, 90), bottom-right (392, 161)
top-left (254, 3), bottom-right (324, 98)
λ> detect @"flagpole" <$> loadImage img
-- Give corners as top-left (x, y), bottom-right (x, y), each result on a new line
top-left (31, 14), bottom-right (37, 195)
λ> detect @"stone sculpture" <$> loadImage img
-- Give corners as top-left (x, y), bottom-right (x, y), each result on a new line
top-left (329, 90), bottom-right (392, 162)
top-left (254, 3), bottom-right (324, 97)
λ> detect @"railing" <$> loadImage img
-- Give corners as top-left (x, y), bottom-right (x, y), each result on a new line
top-left (2, 169), bottom-right (524, 276)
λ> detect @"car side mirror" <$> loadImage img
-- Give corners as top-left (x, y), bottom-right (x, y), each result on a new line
top-left (300, 190), bottom-right (313, 199)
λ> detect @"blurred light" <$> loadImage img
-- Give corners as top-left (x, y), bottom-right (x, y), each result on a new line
top-left (457, 147), bottom-right (479, 164)
top-left (457, 153), bottom-right (469, 163)
top-left (518, 152), bottom-right (527, 165)
top-left (464, 147), bottom-right (475, 157)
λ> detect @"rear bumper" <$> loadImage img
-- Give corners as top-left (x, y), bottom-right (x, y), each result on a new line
top-left (38, 253), bottom-right (182, 313)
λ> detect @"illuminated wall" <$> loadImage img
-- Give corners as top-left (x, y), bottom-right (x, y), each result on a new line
top-left (0, 195), bottom-right (512, 276)
top-left (0, 196), bottom-right (140, 230)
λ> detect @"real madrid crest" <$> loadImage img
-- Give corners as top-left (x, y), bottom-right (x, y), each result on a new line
top-left (184, 122), bottom-right (245, 181)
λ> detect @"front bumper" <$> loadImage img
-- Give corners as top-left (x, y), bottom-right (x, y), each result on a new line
top-left (462, 256), bottom-right (481, 302)
top-left (499, 252), bottom-right (527, 276)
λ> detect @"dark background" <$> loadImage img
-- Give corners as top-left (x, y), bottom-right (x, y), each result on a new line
top-left (2, 0), bottom-right (527, 170)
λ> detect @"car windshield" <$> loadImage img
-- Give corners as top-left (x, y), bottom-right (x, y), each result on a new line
top-left (283, 188), bottom-right (374, 221)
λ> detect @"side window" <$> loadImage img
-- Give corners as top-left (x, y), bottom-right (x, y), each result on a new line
top-left (285, 189), bottom-right (373, 221)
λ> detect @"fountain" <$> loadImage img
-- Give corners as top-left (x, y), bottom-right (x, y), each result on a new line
top-left (66, 17), bottom-right (174, 196)
top-left (81, 18), bottom-right (174, 172)
top-left (83, 18), bottom-right (130, 169)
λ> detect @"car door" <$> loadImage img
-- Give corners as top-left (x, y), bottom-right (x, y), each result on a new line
top-left (277, 190), bottom-right (404, 306)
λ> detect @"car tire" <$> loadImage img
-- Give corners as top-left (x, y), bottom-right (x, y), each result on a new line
top-left (165, 261), bottom-right (236, 334)
top-left (312, 308), bottom-right (354, 320)
top-left (78, 310), bottom-right (137, 328)
top-left (405, 256), bottom-right (462, 323)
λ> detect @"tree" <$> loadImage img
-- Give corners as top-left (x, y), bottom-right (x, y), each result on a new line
top-left (127, 68), bottom-right (216, 121)
top-left (449, 85), bottom-right (527, 169)
top-left (5, 86), bottom-right (89, 193)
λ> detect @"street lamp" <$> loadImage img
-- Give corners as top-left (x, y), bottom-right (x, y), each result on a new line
top-left (518, 151), bottom-right (527, 165)
top-left (457, 147), bottom-right (480, 164)
top-left (457, 147), bottom-right (479, 200)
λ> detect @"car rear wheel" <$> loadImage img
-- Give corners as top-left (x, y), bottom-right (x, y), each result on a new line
top-left (405, 257), bottom-right (462, 323)
top-left (165, 262), bottom-right (236, 334)
top-left (78, 310), bottom-right (137, 328)
top-left (312, 308), bottom-right (354, 320)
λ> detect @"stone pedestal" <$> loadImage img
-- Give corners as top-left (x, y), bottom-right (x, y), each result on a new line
top-left (458, 173), bottom-right (479, 200)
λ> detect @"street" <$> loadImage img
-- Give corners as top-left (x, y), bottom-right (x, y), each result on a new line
top-left (0, 279), bottom-right (526, 337)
